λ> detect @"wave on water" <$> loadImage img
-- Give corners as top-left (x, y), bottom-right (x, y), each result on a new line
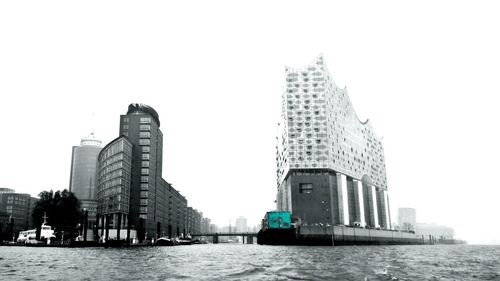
top-left (1, 244), bottom-right (500, 280)
top-left (225, 266), bottom-right (266, 278)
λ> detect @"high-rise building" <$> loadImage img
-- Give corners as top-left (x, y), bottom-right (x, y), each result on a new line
top-left (397, 207), bottom-right (416, 231)
top-left (0, 188), bottom-right (38, 235)
top-left (96, 136), bottom-right (133, 238)
top-left (235, 216), bottom-right (248, 233)
top-left (69, 133), bottom-right (102, 228)
top-left (276, 55), bottom-right (391, 229)
top-left (96, 103), bottom-right (201, 241)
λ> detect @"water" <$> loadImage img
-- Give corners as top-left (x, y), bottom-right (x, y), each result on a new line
top-left (1, 244), bottom-right (499, 280)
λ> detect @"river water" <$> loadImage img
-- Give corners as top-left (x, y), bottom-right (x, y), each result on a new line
top-left (1, 244), bottom-right (499, 280)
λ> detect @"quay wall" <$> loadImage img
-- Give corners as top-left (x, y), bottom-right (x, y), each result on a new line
top-left (297, 225), bottom-right (424, 245)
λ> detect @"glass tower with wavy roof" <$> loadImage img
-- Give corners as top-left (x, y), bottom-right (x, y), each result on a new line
top-left (276, 55), bottom-right (391, 229)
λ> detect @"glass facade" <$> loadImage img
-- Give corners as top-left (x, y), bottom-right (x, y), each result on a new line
top-left (69, 134), bottom-right (102, 227)
top-left (276, 56), bottom-right (391, 229)
top-left (96, 137), bottom-right (132, 216)
top-left (277, 56), bottom-right (388, 189)
top-left (96, 103), bottom-right (200, 240)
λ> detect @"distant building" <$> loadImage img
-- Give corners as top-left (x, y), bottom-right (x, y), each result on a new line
top-left (0, 211), bottom-right (11, 241)
top-left (397, 208), bottom-right (417, 231)
top-left (235, 216), bottom-right (248, 233)
top-left (69, 133), bottom-right (102, 228)
top-left (208, 223), bottom-right (217, 234)
top-left (276, 56), bottom-right (391, 229)
top-left (201, 217), bottom-right (210, 234)
top-left (96, 103), bottom-right (204, 241)
top-left (416, 223), bottom-right (455, 240)
top-left (0, 188), bottom-right (15, 194)
top-left (0, 188), bottom-right (38, 236)
top-left (187, 207), bottom-right (196, 234)
top-left (192, 209), bottom-right (202, 234)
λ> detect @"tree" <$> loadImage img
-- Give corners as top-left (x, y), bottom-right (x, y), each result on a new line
top-left (32, 189), bottom-right (82, 240)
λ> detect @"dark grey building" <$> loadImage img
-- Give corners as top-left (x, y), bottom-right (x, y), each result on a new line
top-left (69, 133), bottom-right (102, 228)
top-left (0, 188), bottom-right (38, 236)
top-left (96, 136), bottom-right (133, 239)
top-left (0, 210), bottom-right (11, 241)
top-left (97, 104), bottom-right (198, 241)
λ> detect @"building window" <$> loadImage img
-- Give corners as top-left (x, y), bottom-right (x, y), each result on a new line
top-left (140, 183), bottom-right (148, 189)
top-left (299, 183), bottom-right (313, 194)
top-left (140, 117), bottom-right (151, 124)
top-left (140, 131), bottom-right (150, 138)
top-left (122, 117), bottom-right (129, 123)
top-left (142, 153), bottom-right (150, 160)
top-left (140, 206), bottom-right (148, 213)
top-left (140, 124), bottom-right (151, 131)
top-left (139, 139), bottom-right (150, 145)
top-left (142, 146), bottom-right (150, 152)
top-left (140, 191), bottom-right (148, 198)
top-left (140, 199), bottom-right (148, 205)
top-left (141, 161), bottom-right (149, 167)
top-left (141, 176), bottom-right (149, 182)
top-left (141, 168), bottom-right (149, 175)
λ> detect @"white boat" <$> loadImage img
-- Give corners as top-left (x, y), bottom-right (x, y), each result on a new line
top-left (17, 213), bottom-right (56, 244)
top-left (17, 223), bottom-right (55, 244)
top-left (156, 237), bottom-right (174, 246)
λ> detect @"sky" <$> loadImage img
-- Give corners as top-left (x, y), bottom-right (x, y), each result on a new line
top-left (1, 1), bottom-right (499, 244)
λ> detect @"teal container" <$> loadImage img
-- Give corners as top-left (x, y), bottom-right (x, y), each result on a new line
top-left (266, 212), bottom-right (292, 229)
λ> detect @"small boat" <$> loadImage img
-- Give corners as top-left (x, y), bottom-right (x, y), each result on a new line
top-left (178, 238), bottom-right (192, 245)
top-left (178, 233), bottom-right (192, 245)
top-left (156, 237), bottom-right (174, 246)
top-left (17, 213), bottom-right (56, 244)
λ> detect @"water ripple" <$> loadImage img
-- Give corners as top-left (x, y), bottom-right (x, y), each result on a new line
top-left (1, 244), bottom-right (500, 280)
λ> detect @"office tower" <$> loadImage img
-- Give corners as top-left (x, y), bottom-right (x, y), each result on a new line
top-left (69, 133), bottom-right (102, 228)
top-left (96, 103), bottom-right (190, 241)
top-left (0, 188), bottom-right (38, 235)
top-left (276, 55), bottom-right (391, 229)
top-left (397, 207), bottom-right (416, 231)
top-left (235, 216), bottom-right (248, 233)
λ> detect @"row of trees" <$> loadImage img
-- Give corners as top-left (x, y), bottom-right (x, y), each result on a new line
top-left (32, 189), bottom-right (82, 239)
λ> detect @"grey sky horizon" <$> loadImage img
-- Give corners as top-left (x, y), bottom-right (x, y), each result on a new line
top-left (1, 1), bottom-right (499, 244)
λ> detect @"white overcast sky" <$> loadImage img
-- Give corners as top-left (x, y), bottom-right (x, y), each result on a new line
top-left (1, 1), bottom-right (499, 244)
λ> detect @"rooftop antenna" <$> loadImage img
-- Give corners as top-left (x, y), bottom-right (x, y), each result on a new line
top-left (91, 112), bottom-right (96, 137)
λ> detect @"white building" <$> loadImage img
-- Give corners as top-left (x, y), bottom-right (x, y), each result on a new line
top-left (398, 208), bottom-right (417, 231)
top-left (276, 55), bottom-right (391, 229)
top-left (235, 216), bottom-right (248, 233)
